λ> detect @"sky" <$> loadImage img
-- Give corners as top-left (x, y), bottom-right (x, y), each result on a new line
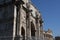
top-left (31, 0), bottom-right (60, 37)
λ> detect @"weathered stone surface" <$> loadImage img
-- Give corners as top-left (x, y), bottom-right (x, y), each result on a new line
top-left (0, 0), bottom-right (53, 40)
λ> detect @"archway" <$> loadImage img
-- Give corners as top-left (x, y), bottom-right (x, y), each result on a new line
top-left (21, 27), bottom-right (25, 40)
top-left (31, 22), bottom-right (35, 37)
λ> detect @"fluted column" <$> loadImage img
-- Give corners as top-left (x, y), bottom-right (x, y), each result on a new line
top-left (35, 14), bottom-right (40, 40)
top-left (13, 5), bottom-right (17, 40)
top-left (26, 2), bottom-right (32, 40)
top-left (13, 0), bottom-right (24, 40)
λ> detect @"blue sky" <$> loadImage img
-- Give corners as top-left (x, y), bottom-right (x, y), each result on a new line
top-left (31, 0), bottom-right (60, 37)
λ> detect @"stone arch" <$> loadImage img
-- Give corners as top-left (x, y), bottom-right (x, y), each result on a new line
top-left (21, 27), bottom-right (25, 40)
top-left (31, 22), bottom-right (36, 37)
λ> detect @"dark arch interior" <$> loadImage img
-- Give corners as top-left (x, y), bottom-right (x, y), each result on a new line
top-left (31, 22), bottom-right (35, 36)
top-left (21, 27), bottom-right (25, 40)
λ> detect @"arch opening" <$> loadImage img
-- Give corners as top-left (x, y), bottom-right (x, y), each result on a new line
top-left (21, 27), bottom-right (25, 40)
top-left (31, 22), bottom-right (35, 37)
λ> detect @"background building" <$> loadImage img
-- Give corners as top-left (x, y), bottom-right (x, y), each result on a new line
top-left (43, 29), bottom-right (53, 40)
top-left (55, 36), bottom-right (60, 40)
